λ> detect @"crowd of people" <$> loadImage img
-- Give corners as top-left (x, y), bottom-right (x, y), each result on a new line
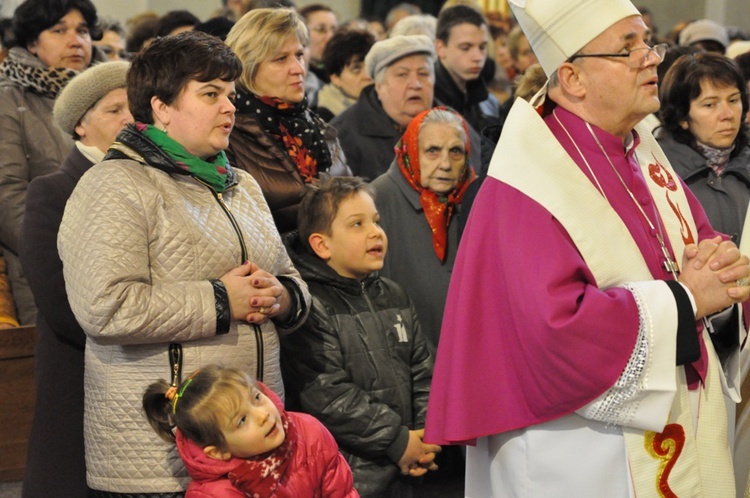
top-left (1, 0), bottom-right (750, 497)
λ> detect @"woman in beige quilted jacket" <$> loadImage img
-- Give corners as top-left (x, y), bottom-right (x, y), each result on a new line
top-left (57, 31), bottom-right (310, 497)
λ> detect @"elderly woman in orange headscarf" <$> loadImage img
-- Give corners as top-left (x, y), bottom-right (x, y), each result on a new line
top-left (371, 106), bottom-right (475, 353)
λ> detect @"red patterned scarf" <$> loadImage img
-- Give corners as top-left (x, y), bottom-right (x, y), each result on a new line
top-left (227, 385), bottom-right (297, 497)
top-left (395, 107), bottom-right (475, 261)
top-left (236, 90), bottom-right (332, 183)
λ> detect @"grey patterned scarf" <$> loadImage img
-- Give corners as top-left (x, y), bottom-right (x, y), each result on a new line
top-left (696, 141), bottom-right (735, 177)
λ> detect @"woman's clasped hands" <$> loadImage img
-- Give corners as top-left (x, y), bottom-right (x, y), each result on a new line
top-left (221, 261), bottom-right (292, 325)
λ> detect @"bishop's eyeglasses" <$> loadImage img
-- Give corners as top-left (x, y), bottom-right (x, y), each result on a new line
top-left (568, 43), bottom-right (668, 68)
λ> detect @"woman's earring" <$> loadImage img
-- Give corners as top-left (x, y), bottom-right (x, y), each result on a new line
top-left (162, 126), bottom-right (168, 134)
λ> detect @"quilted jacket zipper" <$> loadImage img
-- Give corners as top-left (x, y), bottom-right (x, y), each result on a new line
top-left (215, 190), bottom-right (249, 263)
top-left (200, 180), bottom-right (264, 381)
top-left (169, 343), bottom-right (182, 387)
top-left (107, 140), bottom-right (265, 381)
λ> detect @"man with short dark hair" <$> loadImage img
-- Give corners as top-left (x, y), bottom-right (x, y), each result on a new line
top-left (434, 4), bottom-right (501, 131)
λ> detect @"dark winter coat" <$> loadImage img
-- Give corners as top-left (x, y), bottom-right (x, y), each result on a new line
top-left (433, 59), bottom-right (504, 133)
top-left (659, 135), bottom-right (750, 245)
top-left (331, 84), bottom-right (483, 182)
top-left (370, 160), bottom-right (462, 352)
top-left (226, 110), bottom-right (349, 234)
top-left (280, 233), bottom-right (434, 498)
top-left (19, 145), bottom-right (91, 497)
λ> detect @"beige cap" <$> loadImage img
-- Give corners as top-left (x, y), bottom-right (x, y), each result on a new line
top-left (679, 19), bottom-right (729, 50)
top-left (509, 0), bottom-right (640, 77)
top-left (364, 34), bottom-right (435, 80)
top-left (53, 61), bottom-right (129, 136)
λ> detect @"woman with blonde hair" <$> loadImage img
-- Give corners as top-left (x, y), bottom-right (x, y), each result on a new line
top-left (225, 8), bottom-right (349, 234)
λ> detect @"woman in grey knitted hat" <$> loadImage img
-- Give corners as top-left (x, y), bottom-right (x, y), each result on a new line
top-left (19, 60), bottom-right (131, 498)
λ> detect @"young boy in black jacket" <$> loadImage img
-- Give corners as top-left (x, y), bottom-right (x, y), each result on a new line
top-left (280, 176), bottom-right (439, 498)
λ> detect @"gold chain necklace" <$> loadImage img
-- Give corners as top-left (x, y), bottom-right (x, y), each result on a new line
top-left (552, 110), bottom-right (679, 279)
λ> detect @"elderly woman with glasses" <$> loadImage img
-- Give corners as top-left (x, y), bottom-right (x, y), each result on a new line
top-left (225, 8), bottom-right (349, 234)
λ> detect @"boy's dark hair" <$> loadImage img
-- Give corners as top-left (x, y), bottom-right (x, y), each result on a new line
top-left (488, 24), bottom-right (507, 41)
top-left (436, 5), bottom-right (486, 44)
top-left (659, 52), bottom-right (749, 157)
top-left (13, 0), bottom-right (100, 49)
top-left (322, 29), bottom-right (375, 77)
top-left (127, 30), bottom-right (242, 124)
top-left (126, 15), bottom-right (159, 54)
top-left (194, 16), bottom-right (235, 41)
top-left (298, 176), bottom-right (374, 253)
top-left (156, 10), bottom-right (200, 37)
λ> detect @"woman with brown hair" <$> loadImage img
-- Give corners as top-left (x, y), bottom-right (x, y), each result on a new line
top-left (657, 52), bottom-right (750, 247)
top-left (657, 51), bottom-right (750, 498)
top-left (58, 31), bottom-right (309, 496)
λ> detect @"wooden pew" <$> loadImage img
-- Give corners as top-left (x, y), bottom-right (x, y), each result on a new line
top-left (0, 325), bottom-right (36, 481)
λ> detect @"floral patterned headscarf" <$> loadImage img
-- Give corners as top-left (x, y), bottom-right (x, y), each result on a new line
top-left (395, 107), bottom-right (475, 261)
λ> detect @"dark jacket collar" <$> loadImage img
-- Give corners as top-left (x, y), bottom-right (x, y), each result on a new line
top-left (659, 135), bottom-right (750, 183)
top-left (61, 144), bottom-right (95, 181)
top-left (283, 231), bottom-right (379, 295)
top-left (348, 84), bottom-right (407, 138)
top-left (433, 59), bottom-right (489, 112)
